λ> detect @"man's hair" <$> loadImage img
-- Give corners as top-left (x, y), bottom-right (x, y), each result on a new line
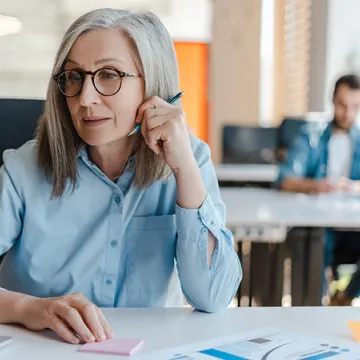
top-left (333, 74), bottom-right (360, 97)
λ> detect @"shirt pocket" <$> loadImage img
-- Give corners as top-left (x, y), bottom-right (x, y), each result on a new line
top-left (125, 214), bottom-right (177, 305)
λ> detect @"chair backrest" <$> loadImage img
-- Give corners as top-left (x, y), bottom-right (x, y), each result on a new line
top-left (0, 98), bottom-right (44, 166)
top-left (278, 117), bottom-right (308, 150)
top-left (222, 125), bottom-right (279, 164)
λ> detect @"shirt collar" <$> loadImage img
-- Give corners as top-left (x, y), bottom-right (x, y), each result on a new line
top-left (77, 145), bottom-right (136, 175)
top-left (324, 120), bottom-right (360, 142)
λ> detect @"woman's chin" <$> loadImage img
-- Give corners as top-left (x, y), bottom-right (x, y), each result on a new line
top-left (80, 133), bottom-right (130, 147)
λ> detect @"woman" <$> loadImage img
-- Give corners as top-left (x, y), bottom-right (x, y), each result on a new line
top-left (0, 8), bottom-right (241, 344)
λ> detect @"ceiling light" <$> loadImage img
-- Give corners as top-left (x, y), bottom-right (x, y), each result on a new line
top-left (0, 14), bottom-right (23, 36)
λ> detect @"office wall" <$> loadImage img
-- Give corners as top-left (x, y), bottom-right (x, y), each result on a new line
top-left (272, 0), bottom-right (285, 125)
top-left (0, 0), bottom-right (60, 98)
top-left (325, 0), bottom-right (360, 110)
top-left (209, 0), bottom-right (262, 163)
top-left (308, 0), bottom-right (360, 113)
top-left (175, 42), bottom-right (208, 142)
top-left (308, 0), bottom-right (328, 112)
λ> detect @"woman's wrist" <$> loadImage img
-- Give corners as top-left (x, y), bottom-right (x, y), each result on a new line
top-left (175, 164), bottom-right (206, 209)
top-left (12, 293), bottom-right (37, 324)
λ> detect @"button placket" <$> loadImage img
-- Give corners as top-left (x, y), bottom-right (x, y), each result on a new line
top-left (101, 192), bottom-right (124, 306)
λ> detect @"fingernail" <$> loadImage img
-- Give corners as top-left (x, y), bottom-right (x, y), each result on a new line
top-left (85, 335), bottom-right (95, 343)
top-left (72, 337), bottom-right (79, 344)
top-left (105, 330), bottom-right (113, 338)
top-left (97, 332), bottom-right (106, 341)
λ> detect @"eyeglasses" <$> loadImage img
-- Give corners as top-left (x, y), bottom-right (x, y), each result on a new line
top-left (53, 67), bottom-right (141, 97)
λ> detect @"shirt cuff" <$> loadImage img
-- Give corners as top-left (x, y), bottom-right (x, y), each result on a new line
top-left (176, 195), bottom-right (224, 272)
top-left (175, 194), bottom-right (222, 242)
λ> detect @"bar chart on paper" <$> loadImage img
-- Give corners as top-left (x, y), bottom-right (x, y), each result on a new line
top-left (147, 327), bottom-right (360, 360)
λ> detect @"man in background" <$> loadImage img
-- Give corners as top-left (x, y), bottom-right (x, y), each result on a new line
top-left (277, 74), bottom-right (360, 305)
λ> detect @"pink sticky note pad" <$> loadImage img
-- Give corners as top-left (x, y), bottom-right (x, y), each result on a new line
top-left (79, 338), bottom-right (144, 356)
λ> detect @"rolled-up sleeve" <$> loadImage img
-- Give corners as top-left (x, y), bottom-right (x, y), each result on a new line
top-left (0, 153), bottom-right (24, 258)
top-left (276, 131), bottom-right (311, 187)
top-left (175, 140), bottom-right (242, 313)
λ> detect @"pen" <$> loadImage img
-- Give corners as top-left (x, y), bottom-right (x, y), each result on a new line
top-left (128, 91), bottom-right (184, 136)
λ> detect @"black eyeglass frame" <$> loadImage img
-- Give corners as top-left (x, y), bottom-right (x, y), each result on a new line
top-left (53, 67), bottom-right (141, 97)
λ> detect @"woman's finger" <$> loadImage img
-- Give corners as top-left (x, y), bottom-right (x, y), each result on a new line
top-left (144, 108), bottom-right (176, 131)
top-left (144, 114), bottom-right (174, 154)
top-left (49, 316), bottom-right (80, 345)
top-left (58, 305), bottom-right (96, 343)
top-left (141, 111), bottom-right (172, 149)
top-left (75, 301), bottom-right (107, 342)
top-left (136, 96), bottom-right (175, 123)
top-left (96, 307), bottom-right (114, 339)
top-left (147, 120), bottom-right (175, 154)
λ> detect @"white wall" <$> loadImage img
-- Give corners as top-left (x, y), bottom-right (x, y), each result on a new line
top-left (324, 0), bottom-right (360, 112)
top-left (161, 0), bottom-right (211, 42)
top-left (63, 0), bottom-right (211, 42)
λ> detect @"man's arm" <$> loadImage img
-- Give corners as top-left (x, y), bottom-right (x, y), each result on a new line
top-left (280, 177), bottom-right (317, 193)
top-left (276, 130), bottom-right (317, 192)
top-left (281, 177), bottom-right (334, 193)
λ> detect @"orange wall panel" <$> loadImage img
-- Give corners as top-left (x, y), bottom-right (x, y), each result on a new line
top-left (174, 42), bottom-right (208, 143)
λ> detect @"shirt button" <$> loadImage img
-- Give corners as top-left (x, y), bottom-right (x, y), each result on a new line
top-left (201, 227), bottom-right (208, 234)
top-left (106, 279), bottom-right (112, 286)
top-left (114, 195), bottom-right (121, 204)
top-left (110, 240), bottom-right (118, 248)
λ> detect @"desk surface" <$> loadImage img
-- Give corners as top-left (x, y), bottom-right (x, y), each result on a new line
top-left (221, 187), bottom-right (360, 228)
top-left (1, 307), bottom-right (359, 359)
top-left (215, 164), bottom-right (278, 182)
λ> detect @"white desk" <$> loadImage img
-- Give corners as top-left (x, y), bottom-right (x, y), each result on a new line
top-left (1, 307), bottom-right (360, 359)
top-left (220, 188), bottom-right (360, 241)
top-left (215, 164), bottom-right (278, 183)
top-left (220, 187), bottom-right (360, 306)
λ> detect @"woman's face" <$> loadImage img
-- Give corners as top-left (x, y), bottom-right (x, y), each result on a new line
top-left (64, 29), bottom-right (144, 146)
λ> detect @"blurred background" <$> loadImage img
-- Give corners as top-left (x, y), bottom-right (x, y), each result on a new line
top-left (2, 0), bottom-right (360, 308)
top-left (2, 0), bottom-right (359, 161)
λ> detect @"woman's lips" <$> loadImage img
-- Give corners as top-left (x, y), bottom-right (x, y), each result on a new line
top-left (82, 117), bottom-right (111, 126)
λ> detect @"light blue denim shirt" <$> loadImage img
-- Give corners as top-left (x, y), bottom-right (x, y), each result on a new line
top-left (277, 121), bottom-right (360, 185)
top-left (0, 136), bottom-right (241, 312)
top-left (276, 121), bottom-right (360, 268)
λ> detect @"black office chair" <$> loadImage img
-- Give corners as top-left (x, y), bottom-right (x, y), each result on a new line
top-left (0, 98), bottom-right (44, 166)
top-left (222, 125), bottom-right (279, 164)
top-left (277, 117), bottom-right (308, 161)
top-left (0, 99), bottom-right (44, 263)
top-left (0, 98), bottom-right (43, 264)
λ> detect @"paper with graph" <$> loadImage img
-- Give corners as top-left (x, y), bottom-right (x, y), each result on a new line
top-left (142, 327), bottom-right (360, 360)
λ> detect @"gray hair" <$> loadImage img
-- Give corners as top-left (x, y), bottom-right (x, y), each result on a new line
top-left (37, 8), bottom-right (180, 197)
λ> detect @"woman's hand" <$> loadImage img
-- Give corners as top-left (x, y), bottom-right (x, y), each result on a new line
top-left (135, 96), bottom-right (196, 174)
top-left (17, 293), bottom-right (113, 344)
top-left (136, 95), bottom-right (207, 210)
